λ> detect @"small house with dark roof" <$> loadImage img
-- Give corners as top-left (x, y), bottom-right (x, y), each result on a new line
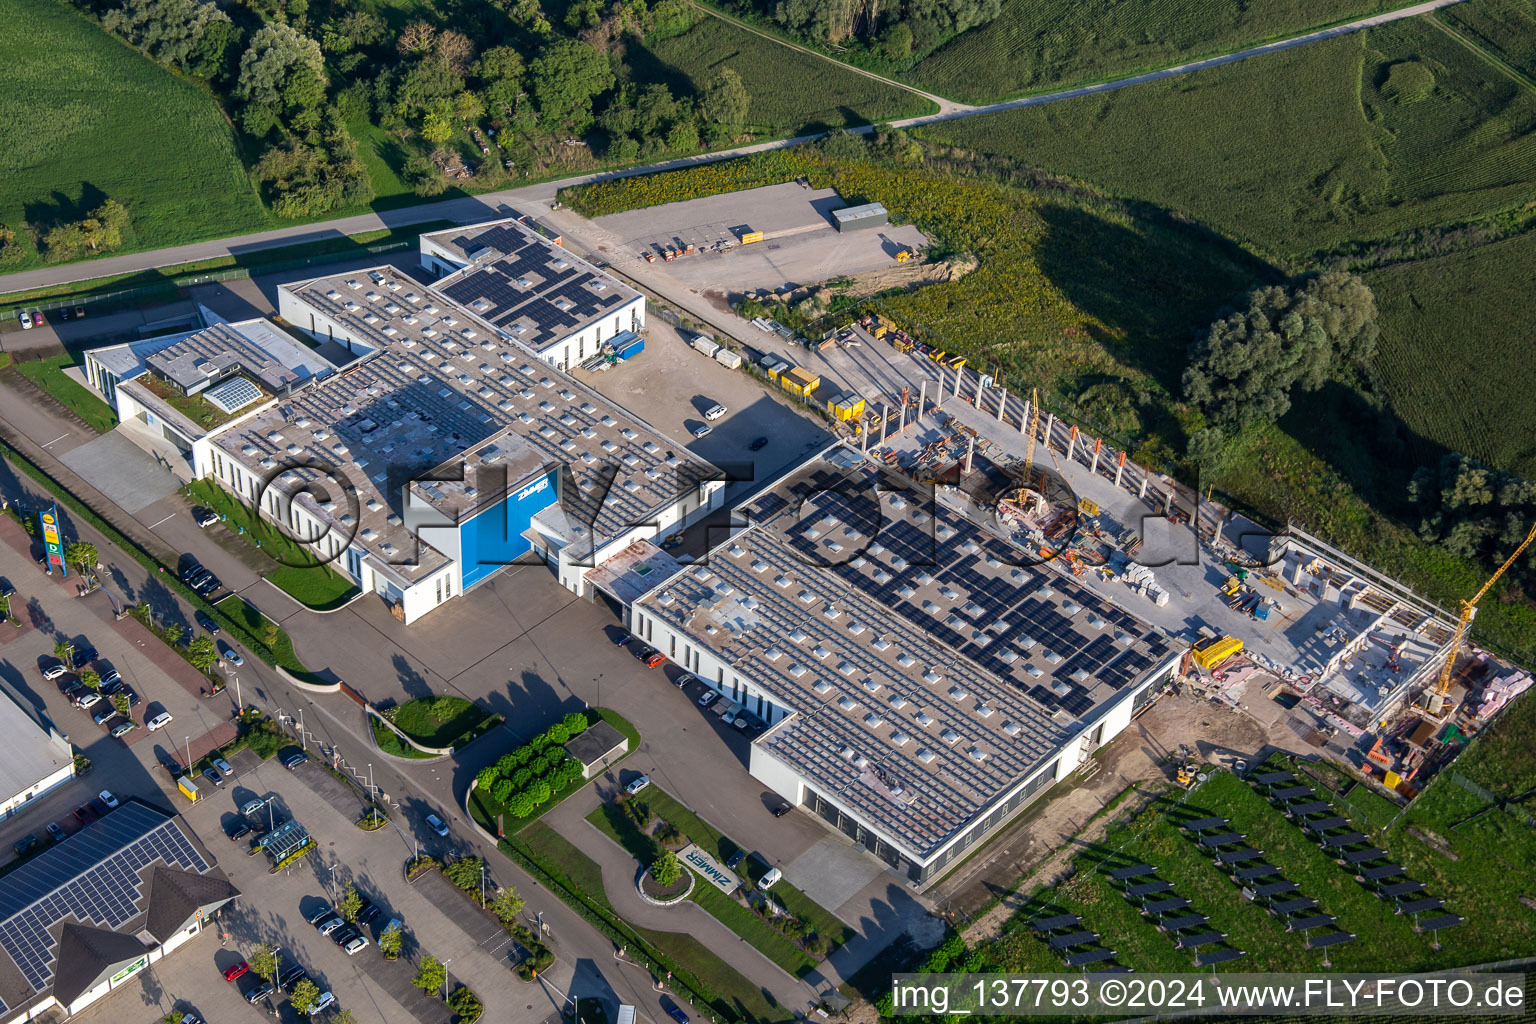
top-left (0, 801), bottom-right (238, 1024)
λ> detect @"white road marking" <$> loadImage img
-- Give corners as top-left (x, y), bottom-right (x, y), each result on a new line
top-left (146, 512), bottom-right (178, 529)
top-left (40, 433), bottom-right (69, 448)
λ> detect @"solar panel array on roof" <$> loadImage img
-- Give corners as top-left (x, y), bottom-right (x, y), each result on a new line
top-left (0, 805), bottom-right (209, 994)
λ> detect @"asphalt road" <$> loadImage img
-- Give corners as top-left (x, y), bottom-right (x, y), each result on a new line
top-left (0, 0), bottom-right (1464, 297)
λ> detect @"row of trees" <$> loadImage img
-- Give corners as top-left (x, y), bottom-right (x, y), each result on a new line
top-left (723, 0), bottom-right (1000, 61)
top-left (30, 201), bottom-right (133, 263)
top-left (1410, 454), bottom-right (1536, 591)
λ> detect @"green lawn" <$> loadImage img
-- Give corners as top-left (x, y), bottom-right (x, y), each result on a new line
top-left (0, 0), bottom-right (268, 269)
top-left (215, 593), bottom-right (313, 680)
top-left (917, 21), bottom-right (1536, 264)
top-left (517, 823), bottom-right (789, 1023)
top-left (587, 786), bottom-right (847, 978)
top-left (188, 479), bottom-right (360, 610)
top-left (642, 16), bottom-right (935, 133)
top-left (908, 0), bottom-right (1416, 103)
top-left (8, 354), bottom-right (117, 433)
top-left (388, 695), bottom-right (487, 747)
top-left (371, 716), bottom-right (441, 758)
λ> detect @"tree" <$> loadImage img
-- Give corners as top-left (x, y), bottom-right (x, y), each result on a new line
top-left (444, 856), bottom-right (484, 891)
top-left (530, 38), bottom-right (613, 132)
top-left (506, 791), bottom-right (535, 817)
top-left (54, 639), bottom-right (74, 662)
top-left (700, 67), bottom-right (748, 127)
top-left (104, 0), bottom-right (234, 76)
top-left (650, 849), bottom-right (681, 886)
top-left (248, 942), bottom-right (278, 982)
top-left (447, 986), bottom-right (483, 1022)
top-left (236, 23), bottom-right (326, 136)
top-left (1182, 272), bottom-right (1379, 428)
top-left (113, 693), bottom-right (131, 718)
top-left (289, 978), bottom-right (321, 1015)
top-left (435, 30), bottom-right (475, 74)
top-left (421, 110), bottom-right (454, 144)
top-left (528, 780), bottom-right (552, 805)
top-left (562, 711), bottom-right (588, 736)
top-left (79, 202), bottom-right (129, 253)
top-left (378, 923), bottom-right (403, 959)
top-left (0, 225), bottom-right (25, 266)
top-left (339, 880), bottom-right (362, 922)
top-left (163, 1013), bottom-right (185, 1024)
top-left (79, 669), bottom-right (101, 690)
top-left (397, 21), bottom-right (436, 55)
top-left (488, 884), bottom-right (525, 926)
top-left (413, 953), bottom-right (446, 994)
top-left (64, 541), bottom-right (98, 572)
top-left (332, 1011), bottom-right (358, 1024)
top-left (188, 635), bottom-right (219, 673)
top-left (490, 778), bottom-right (513, 803)
top-left (666, 120), bottom-right (699, 153)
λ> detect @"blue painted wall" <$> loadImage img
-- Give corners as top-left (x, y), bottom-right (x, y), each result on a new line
top-left (458, 468), bottom-right (559, 590)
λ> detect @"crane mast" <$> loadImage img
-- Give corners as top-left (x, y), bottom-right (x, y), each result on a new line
top-left (1429, 521), bottom-right (1536, 714)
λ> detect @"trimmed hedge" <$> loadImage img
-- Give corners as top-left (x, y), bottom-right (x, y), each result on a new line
top-left (474, 712), bottom-right (589, 820)
top-left (0, 443), bottom-right (322, 682)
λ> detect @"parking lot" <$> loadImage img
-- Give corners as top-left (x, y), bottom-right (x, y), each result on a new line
top-left (580, 313), bottom-right (832, 500)
top-left (586, 182), bottom-right (927, 300)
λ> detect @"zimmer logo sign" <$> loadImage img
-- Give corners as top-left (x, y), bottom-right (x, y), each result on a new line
top-left (680, 843), bottom-right (741, 895)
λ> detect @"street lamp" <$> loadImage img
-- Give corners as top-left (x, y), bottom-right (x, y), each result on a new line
top-left (298, 708), bottom-right (306, 750)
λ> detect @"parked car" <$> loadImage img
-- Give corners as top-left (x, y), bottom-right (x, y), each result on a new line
top-left (32, 311), bottom-right (46, 327)
top-left (201, 766), bottom-right (224, 788)
top-left (120, 685), bottom-right (140, 708)
top-left (245, 980), bottom-right (275, 1004)
top-left (71, 646), bottom-right (97, 669)
top-left (690, 423), bottom-right (712, 438)
top-left (193, 571), bottom-right (221, 595)
top-left (631, 644), bottom-right (658, 663)
top-left (283, 752), bottom-right (309, 770)
top-left (195, 610), bottom-right (220, 635)
top-left (704, 403), bottom-right (727, 420)
top-left (219, 642), bottom-right (243, 667)
top-left (98, 674), bottom-right (123, 696)
top-left (673, 673), bottom-right (696, 689)
top-left (73, 804), bottom-right (95, 824)
top-left (664, 1001), bottom-right (690, 1024)
top-left (147, 711), bottom-right (173, 731)
top-left (228, 823), bottom-right (253, 842)
top-left (178, 562), bottom-right (205, 584)
top-left (625, 776), bottom-right (651, 796)
top-left (354, 895), bottom-right (380, 925)
top-left (92, 706), bottom-right (116, 726)
top-left (310, 992), bottom-right (336, 1015)
top-left (76, 691), bottom-right (101, 710)
top-left (46, 822), bottom-right (66, 843)
top-left (40, 661), bottom-right (67, 681)
top-left (97, 790), bottom-right (118, 810)
top-left (305, 904), bottom-right (334, 925)
top-left (726, 850), bottom-right (745, 870)
top-left (698, 691), bottom-right (719, 708)
top-left (194, 507), bottom-right (220, 528)
top-left (110, 721), bottom-right (136, 738)
top-left (330, 924), bottom-right (360, 947)
top-left (425, 813), bottom-right (449, 837)
top-left (12, 835), bottom-right (39, 856)
top-left (613, 632), bottom-right (632, 647)
top-left (314, 913), bottom-right (344, 936)
top-left (748, 436), bottom-right (769, 451)
top-left (279, 962), bottom-right (308, 990)
top-left (211, 756), bottom-right (233, 776)
top-left (772, 802), bottom-right (792, 818)
top-left (341, 933), bottom-right (369, 956)
top-left (18, 312), bottom-right (32, 330)
top-left (241, 798), bottom-right (267, 818)
top-left (222, 960), bottom-right (249, 982)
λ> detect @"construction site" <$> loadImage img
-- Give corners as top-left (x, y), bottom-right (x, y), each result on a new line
top-left (726, 310), bottom-right (1533, 814)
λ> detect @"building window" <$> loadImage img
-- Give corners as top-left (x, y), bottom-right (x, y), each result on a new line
top-left (445, 575), bottom-right (453, 598)
top-left (436, 578), bottom-right (443, 604)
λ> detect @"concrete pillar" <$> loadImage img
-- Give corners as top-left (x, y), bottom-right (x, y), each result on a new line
top-left (934, 374), bottom-right (944, 410)
top-left (1066, 426), bottom-right (1079, 463)
top-left (918, 380), bottom-right (928, 422)
top-left (1291, 555), bottom-right (1309, 587)
top-left (879, 403), bottom-right (889, 448)
top-left (861, 419), bottom-right (869, 453)
top-left (1090, 438), bottom-right (1101, 474)
top-left (965, 435), bottom-right (974, 474)
top-left (1020, 400), bottom-right (1031, 436)
top-left (997, 387), bottom-right (1007, 422)
top-left (898, 399), bottom-right (907, 436)
top-left (1044, 413), bottom-right (1056, 453)
top-left (1139, 474), bottom-right (1149, 499)
top-left (1114, 451), bottom-right (1126, 488)
top-left (953, 367), bottom-right (962, 400)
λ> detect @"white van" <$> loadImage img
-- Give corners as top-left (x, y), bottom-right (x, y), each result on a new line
top-left (147, 711), bottom-right (174, 731)
top-left (704, 403), bottom-right (727, 420)
top-left (758, 866), bottom-right (782, 891)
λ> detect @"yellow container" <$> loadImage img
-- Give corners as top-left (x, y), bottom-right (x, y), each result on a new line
top-left (739, 230), bottom-right (764, 244)
top-left (1191, 635), bottom-right (1244, 670)
top-left (177, 776), bottom-right (201, 802)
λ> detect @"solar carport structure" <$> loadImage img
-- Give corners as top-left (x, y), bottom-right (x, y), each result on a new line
top-left (0, 801), bottom-right (237, 1024)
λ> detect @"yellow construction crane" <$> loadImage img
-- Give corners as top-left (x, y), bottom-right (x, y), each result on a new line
top-left (1429, 520), bottom-right (1536, 713)
top-left (1021, 388), bottom-right (1041, 485)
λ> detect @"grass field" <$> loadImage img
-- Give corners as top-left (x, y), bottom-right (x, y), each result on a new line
top-left (917, 22), bottom-right (1536, 264)
top-left (908, 0), bottom-right (1412, 103)
top-left (642, 16), bottom-right (935, 133)
top-left (0, 0), bottom-right (268, 268)
top-left (1441, 0), bottom-right (1536, 80)
top-left (1367, 230), bottom-right (1536, 477)
top-left (387, 695), bottom-right (487, 747)
top-left (7, 354), bottom-right (117, 433)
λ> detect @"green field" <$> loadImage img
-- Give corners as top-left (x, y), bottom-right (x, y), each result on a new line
top-left (7, 354), bottom-right (116, 433)
top-left (0, 0), bottom-right (268, 267)
top-left (1441, 0), bottom-right (1536, 80)
top-left (908, 0), bottom-right (1412, 103)
top-left (1367, 230), bottom-right (1536, 477)
top-left (917, 21), bottom-right (1536, 263)
top-left (644, 16), bottom-right (935, 132)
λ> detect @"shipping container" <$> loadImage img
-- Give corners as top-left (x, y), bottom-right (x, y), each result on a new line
top-left (614, 334), bottom-right (644, 361)
top-left (690, 336), bottom-right (720, 357)
top-left (832, 393), bottom-right (866, 422)
top-left (739, 230), bottom-right (764, 244)
top-left (176, 776), bottom-right (200, 802)
top-left (713, 348), bottom-right (742, 369)
top-left (832, 203), bottom-right (888, 232)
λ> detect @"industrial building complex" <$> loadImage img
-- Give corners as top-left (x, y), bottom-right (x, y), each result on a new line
top-left (0, 681), bottom-right (76, 822)
top-left (80, 216), bottom-right (723, 623)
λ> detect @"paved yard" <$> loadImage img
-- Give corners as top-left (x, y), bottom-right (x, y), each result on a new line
top-left (58, 432), bottom-right (181, 514)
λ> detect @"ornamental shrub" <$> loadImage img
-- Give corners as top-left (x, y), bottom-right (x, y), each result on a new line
top-left (563, 711), bottom-right (588, 736)
top-left (528, 780), bottom-right (552, 805)
top-left (490, 778), bottom-right (513, 804)
top-left (544, 722), bottom-right (570, 745)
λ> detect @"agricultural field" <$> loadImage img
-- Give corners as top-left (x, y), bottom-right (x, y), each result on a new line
top-left (1367, 230), bottom-right (1536, 478)
top-left (917, 21), bottom-right (1536, 265)
top-left (0, 0), bottom-right (268, 268)
top-left (1440, 0), bottom-right (1536, 80)
top-left (643, 16), bottom-right (935, 133)
top-left (908, 0), bottom-right (1414, 103)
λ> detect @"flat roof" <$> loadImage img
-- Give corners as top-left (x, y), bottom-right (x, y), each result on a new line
top-left (217, 267), bottom-right (715, 584)
top-left (633, 446), bottom-right (1177, 859)
top-left (0, 683), bottom-right (70, 802)
top-left (89, 319), bottom-right (337, 392)
top-left (422, 218), bottom-right (641, 353)
top-left (833, 203), bottom-right (887, 223)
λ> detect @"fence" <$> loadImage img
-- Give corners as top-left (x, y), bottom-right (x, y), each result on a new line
top-left (0, 239), bottom-right (415, 320)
